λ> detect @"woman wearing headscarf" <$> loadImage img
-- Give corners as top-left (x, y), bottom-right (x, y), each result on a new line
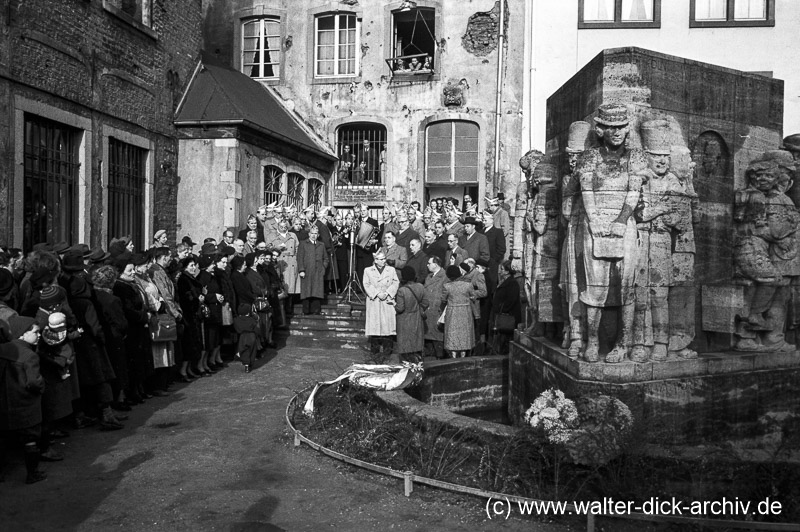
top-left (390, 266), bottom-right (428, 363)
top-left (176, 255), bottom-right (208, 376)
top-left (441, 265), bottom-right (475, 358)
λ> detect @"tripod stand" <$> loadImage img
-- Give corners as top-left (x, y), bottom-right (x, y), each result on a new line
top-left (341, 228), bottom-right (364, 304)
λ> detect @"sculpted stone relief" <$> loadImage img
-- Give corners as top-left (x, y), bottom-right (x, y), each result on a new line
top-left (518, 103), bottom-right (800, 363)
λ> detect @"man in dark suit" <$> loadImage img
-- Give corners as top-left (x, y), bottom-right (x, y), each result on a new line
top-left (355, 139), bottom-right (380, 184)
top-left (405, 238), bottom-right (429, 284)
top-left (424, 220), bottom-right (448, 265)
top-left (444, 233), bottom-right (467, 267)
top-left (459, 217), bottom-right (490, 264)
top-left (394, 213), bottom-right (420, 253)
top-left (482, 211), bottom-right (506, 288)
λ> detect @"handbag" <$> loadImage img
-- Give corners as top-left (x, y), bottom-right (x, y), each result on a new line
top-left (493, 313), bottom-right (516, 334)
top-left (199, 303), bottom-right (210, 319)
top-left (221, 302), bottom-right (233, 326)
top-left (253, 297), bottom-right (270, 312)
top-left (150, 313), bottom-right (178, 342)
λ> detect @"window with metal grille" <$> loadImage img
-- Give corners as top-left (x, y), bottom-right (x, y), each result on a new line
top-left (335, 123), bottom-right (387, 187)
top-left (242, 17), bottom-right (281, 80)
top-left (23, 114), bottom-right (80, 251)
top-left (690, 0), bottom-right (772, 26)
top-left (287, 173), bottom-right (305, 211)
top-left (307, 179), bottom-right (323, 210)
top-left (315, 13), bottom-right (358, 78)
top-left (264, 165), bottom-right (284, 206)
top-left (425, 120), bottom-right (479, 184)
top-left (108, 138), bottom-right (146, 250)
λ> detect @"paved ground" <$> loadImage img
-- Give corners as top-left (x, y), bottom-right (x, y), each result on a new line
top-left (0, 345), bottom-right (582, 531)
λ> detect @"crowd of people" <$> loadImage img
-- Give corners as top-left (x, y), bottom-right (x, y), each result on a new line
top-left (0, 193), bottom-right (522, 485)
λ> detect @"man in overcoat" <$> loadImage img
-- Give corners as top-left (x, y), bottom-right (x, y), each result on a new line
top-left (297, 226), bottom-right (329, 315)
top-left (423, 256), bottom-right (446, 358)
top-left (363, 250), bottom-right (399, 355)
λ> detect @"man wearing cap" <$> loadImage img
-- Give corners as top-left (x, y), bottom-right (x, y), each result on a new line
top-left (487, 196), bottom-right (511, 243)
top-left (459, 216), bottom-right (490, 265)
top-left (152, 230), bottom-right (168, 249)
top-left (574, 103), bottom-right (646, 364)
top-left (181, 236), bottom-right (197, 253)
top-left (363, 250), bottom-right (399, 355)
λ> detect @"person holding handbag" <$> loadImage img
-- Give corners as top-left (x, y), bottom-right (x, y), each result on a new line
top-left (491, 260), bottom-right (521, 354)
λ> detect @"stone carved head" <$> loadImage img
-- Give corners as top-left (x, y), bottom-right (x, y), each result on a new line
top-left (593, 104), bottom-right (629, 149)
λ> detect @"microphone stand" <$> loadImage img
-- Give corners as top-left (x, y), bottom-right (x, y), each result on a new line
top-left (341, 225), bottom-right (364, 304)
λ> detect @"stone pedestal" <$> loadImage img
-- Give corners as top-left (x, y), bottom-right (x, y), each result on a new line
top-left (510, 331), bottom-right (800, 445)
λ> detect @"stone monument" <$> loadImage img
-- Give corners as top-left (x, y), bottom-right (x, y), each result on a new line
top-left (509, 47), bottom-right (800, 445)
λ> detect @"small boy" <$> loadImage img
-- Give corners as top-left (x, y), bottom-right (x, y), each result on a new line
top-left (0, 315), bottom-right (47, 484)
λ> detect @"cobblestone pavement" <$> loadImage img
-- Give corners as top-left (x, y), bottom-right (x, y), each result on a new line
top-left (0, 345), bottom-right (578, 531)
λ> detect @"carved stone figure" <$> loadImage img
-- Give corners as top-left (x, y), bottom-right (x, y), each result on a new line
top-left (573, 104), bottom-right (646, 363)
top-left (515, 149), bottom-right (544, 325)
top-left (443, 81), bottom-right (464, 107)
top-left (733, 150), bottom-right (799, 352)
top-left (630, 120), bottom-right (695, 362)
top-left (528, 162), bottom-right (561, 325)
top-left (559, 121), bottom-right (592, 356)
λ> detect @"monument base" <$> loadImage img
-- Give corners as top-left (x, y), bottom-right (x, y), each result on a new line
top-left (510, 331), bottom-right (800, 445)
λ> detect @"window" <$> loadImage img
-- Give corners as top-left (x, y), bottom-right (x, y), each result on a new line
top-left (263, 165), bottom-right (284, 206)
top-left (23, 115), bottom-right (80, 250)
top-left (578, 0), bottom-right (661, 28)
top-left (425, 121), bottom-right (479, 184)
top-left (287, 173), bottom-right (305, 211)
top-left (690, 0), bottom-right (773, 27)
top-left (386, 7), bottom-right (436, 75)
top-left (242, 17), bottom-right (281, 80)
top-left (335, 123), bottom-right (387, 187)
top-left (307, 179), bottom-right (324, 210)
top-left (315, 14), bottom-right (358, 78)
top-left (103, 0), bottom-right (153, 29)
top-left (108, 138), bottom-right (146, 250)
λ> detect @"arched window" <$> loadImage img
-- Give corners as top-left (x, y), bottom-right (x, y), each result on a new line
top-left (336, 122), bottom-right (387, 187)
top-left (263, 165), bottom-right (284, 206)
top-left (425, 120), bottom-right (479, 184)
top-left (307, 179), bottom-right (323, 210)
top-left (287, 173), bottom-right (305, 210)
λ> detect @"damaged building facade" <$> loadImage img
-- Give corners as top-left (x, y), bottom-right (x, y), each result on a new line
top-left (0, 0), bottom-right (203, 250)
top-left (195, 0), bottom-right (525, 225)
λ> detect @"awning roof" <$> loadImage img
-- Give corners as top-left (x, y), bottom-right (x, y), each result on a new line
top-left (175, 61), bottom-right (336, 162)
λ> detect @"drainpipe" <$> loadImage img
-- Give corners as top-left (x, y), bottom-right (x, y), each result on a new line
top-left (492, 0), bottom-right (507, 192)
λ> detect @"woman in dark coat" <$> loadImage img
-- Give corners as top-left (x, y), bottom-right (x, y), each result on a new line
top-left (491, 260), bottom-right (522, 354)
top-left (214, 253), bottom-right (236, 364)
top-left (441, 265), bottom-right (475, 358)
top-left (244, 252), bottom-right (271, 348)
top-left (198, 254), bottom-right (223, 371)
top-left (391, 266), bottom-right (428, 363)
top-left (113, 254), bottom-right (150, 402)
top-left (230, 255), bottom-right (254, 310)
top-left (91, 265), bottom-right (129, 410)
top-left (60, 256), bottom-right (124, 430)
top-left (176, 256), bottom-right (208, 376)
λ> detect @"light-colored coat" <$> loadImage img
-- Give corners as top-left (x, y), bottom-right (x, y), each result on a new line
top-left (268, 231), bottom-right (300, 294)
top-left (363, 265), bottom-right (399, 336)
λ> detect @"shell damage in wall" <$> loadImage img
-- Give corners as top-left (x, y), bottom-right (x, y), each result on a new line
top-left (462, 1), bottom-right (508, 57)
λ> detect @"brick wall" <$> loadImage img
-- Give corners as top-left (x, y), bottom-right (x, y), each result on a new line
top-left (0, 0), bottom-right (203, 247)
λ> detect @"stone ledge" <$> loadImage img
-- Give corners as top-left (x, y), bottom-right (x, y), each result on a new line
top-left (515, 331), bottom-right (800, 383)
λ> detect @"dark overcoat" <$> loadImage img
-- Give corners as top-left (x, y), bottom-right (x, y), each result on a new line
top-left (297, 239), bottom-right (329, 299)
top-left (394, 282), bottom-right (428, 354)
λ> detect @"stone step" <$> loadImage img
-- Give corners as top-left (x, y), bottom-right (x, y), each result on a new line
top-left (276, 327), bottom-right (364, 338)
top-left (279, 335), bottom-right (368, 350)
top-left (288, 316), bottom-right (364, 329)
top-left (290, 304), bottom-right (365, 318)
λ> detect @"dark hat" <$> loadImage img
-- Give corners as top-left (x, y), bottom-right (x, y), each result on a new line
top-left (446, 265), bottom-right (462, 280)
top-left (198, 254), bottom-right (214, 270)
top-left (39, 285), bottom-right (63, 308)
top-left (458, 261), bottom-right (472, 274)
top-left (53, 241), bottom-right (71, 254)
top-left (200, 243), bottom-right (218, 256)
top-left (594, 103), bottom-right (629, 127)
top-left (475, 258), bottom-right (490, 268)
top-left (112, 252), bottom-right (133, 271)
top-left (30, 268), bottom-right (56, 289)
top-left (463, 217), bottom-right (479, 226)
top-left (130, 253), bottom-right (149, 267)
top-left (61, 251), bottom-right (86, 272)
top-left (8, 315), bottom-right (37, 339)
top-left (782, 134), bottom-right (800, 153)
top-left (33, 243), bottom-right (53, 252)
top-left (401, 266), bottom-right (417, 283)
top-left (245, 252), bottom-right (257, 268)
top-left (0, 269), bottom-right (15, 300)
top-left (88, 246), bottom-right (111, 264)
top-left (181, 235), bottom-right (197, 247)
top-left (220, 245), bottom-right (236, 256)
top-left (497, 192), bottom-right (505, 201)
top-left (70, 243), bottom-right (91, 258)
